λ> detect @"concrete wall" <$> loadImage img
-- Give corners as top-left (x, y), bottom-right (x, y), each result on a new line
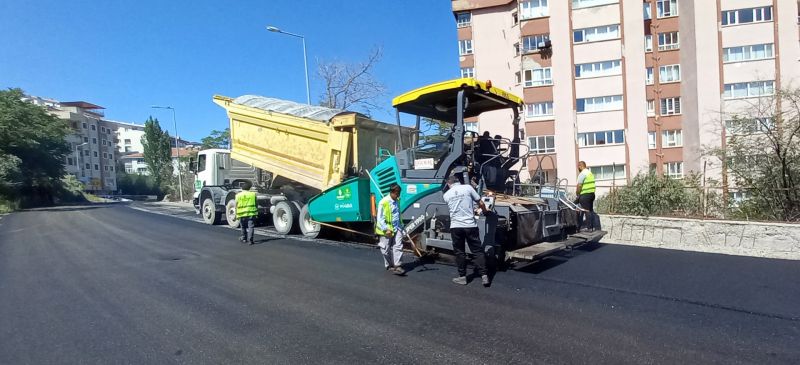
top-left (600, 214), bottom-right (800, 260)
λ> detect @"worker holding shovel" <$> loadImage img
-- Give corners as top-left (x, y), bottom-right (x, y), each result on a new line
top-left (375, 184), bottom-right (406, 276)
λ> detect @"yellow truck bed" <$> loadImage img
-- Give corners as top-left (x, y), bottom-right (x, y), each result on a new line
top-left (213, 95), bottom-right (413, 192)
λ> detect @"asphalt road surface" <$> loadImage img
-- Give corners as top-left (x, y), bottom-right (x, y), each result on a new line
top-left (1, 204), bottom-right (798, 364)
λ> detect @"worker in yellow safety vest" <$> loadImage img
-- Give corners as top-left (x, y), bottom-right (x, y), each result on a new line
top-left (375, 184), bottom-right (406, 276)
top-left (575, 161), bottom-right (596, 232)
top-left (236, 180), bottom-right (258, 245)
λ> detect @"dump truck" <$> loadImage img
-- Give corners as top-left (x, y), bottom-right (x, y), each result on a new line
top-left (195, 78), bottom-right (605, 265)
top-left (192, 95), bottom-right (414, 235)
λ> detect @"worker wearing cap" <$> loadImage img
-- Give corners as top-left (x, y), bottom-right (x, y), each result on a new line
top-left (236, 180), bottom-right (258, 245)
top-left (375, 184), bottom-right (405, 275)
top-left (575, 161), bottom-right (596, 232)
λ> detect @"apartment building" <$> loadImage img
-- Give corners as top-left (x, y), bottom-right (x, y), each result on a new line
top-left (24, 96), bottom-right (120, 193)
top-left (452, 0), bottom-right (800, 192)
top-left (119, 148), bottom-right (194, 176)
top-left (104, 120), bottom-right (146, 154)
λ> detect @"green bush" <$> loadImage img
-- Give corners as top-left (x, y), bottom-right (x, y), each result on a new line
top-left (595, 171), bottom-right (707, 217)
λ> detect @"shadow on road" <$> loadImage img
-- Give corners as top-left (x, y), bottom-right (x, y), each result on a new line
top-left (21, 203), bottom-right (118, 213)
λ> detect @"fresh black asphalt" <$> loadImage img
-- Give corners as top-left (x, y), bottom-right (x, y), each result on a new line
top-left (0, 204), bottom-right (798, 364)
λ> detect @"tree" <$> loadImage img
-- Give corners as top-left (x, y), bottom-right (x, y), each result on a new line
top-left (141, 116), bottom-right (172, 189)
top-left (706, 87), bottom-right (800, 221)
top-left (317, 46), bottom-right (387, 116)
top-left (168, 152), bottom-right (197, 201)
top-left (0, 88), bottom-right (70, 207)
top-left (200, 128), bottom-right (230, 149)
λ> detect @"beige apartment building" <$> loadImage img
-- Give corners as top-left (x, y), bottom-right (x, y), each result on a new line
top-left (24, 96), bottom-right (119, 193)
top-left (452, 0), bottom-right (800, 193)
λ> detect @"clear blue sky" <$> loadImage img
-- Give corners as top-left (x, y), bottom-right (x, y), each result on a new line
top-left (0, 0), bottom-right (459, 141)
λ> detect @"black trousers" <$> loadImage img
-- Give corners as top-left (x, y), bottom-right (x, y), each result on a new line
top-left (578, 193), bottom-right (595, 230)
top-left (450, 227), bottom-right (487, 277)
top-left (240, 216), bottom-right (255, 242)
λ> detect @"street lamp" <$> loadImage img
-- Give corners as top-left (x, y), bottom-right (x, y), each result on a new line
top-left (75, 142), bottom-right (88, 179)
top-left (150, 105), bottom-right (184, 203)
top-left (266, 25), bottom-right (311, 105)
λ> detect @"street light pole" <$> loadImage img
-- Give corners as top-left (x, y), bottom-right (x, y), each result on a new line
top-left (151, 106), bottom-right (184, 203)
top-left (267, 25), bottom-right (311, 105)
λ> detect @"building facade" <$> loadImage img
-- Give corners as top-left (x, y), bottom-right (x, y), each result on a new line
top-left (452, 0), bottom-right (800, 193)
top-left (119, 148), bottom-right (194, 176)
top-left (24, 96), bottom-right (120, 193)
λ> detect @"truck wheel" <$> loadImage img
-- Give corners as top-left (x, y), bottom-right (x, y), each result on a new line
top-left (225, 199), bottom-right (240, 228)
top-left (299, 204), bottom-right (321, 238)
top-left (201, 198), bottom-right (220, 225)
top-left (272, 201), bottom-right (298, 234)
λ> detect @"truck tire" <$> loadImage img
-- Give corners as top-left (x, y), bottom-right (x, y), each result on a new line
top-left (299, 204), bottom-right (321, 238)
top-left (201, 198), bottom-right (220, 225)
top-left (272, 201), bottom-right (298, 234)
top-left (225, 199), bottom-right (240, 228)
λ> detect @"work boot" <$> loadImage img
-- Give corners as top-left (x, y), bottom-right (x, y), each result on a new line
top-left (393, 266), bottom-right (406, 276)
top-left (452, 276), bottom-right (468, 285)
top-left (240, 237), bottom-right (247, 243)
top-left (249, 240), bottom-right (255, 245)
top-left (481, 275), bottom-right (490, 287)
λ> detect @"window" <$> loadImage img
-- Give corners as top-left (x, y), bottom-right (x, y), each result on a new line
top-left (104, 166), bottom-right (108, 171)
top-left (525, 102), bottom-right (554, 118)
top-left (522, 34), bottom-right (550, 53)
top-left (590, 164), bottom-right (626, 180)
top-left (643, 2), bottom-right (652, 20)
top-left (725, 117), bottom-right (774, 135)
top-left (645, 35), bottom-right (653, 52)
top-left (109, 166), bottom-right (114, 172)
top-left (722, 43), bottom-right (774, 63)
top-left (647, 100), bottom-right (655, 116)
top-left (103, 152), bottom-right (108, 159)
top-left (94, 164), bottom-right (99, 171)
top-left (664, 161), bottom-right (683, 178)
top-left (659, 64), bottom-right (680, 83)
top-left (82, 122), bottom-right (87, 129)
top-left (93, 151), bottom-right (98, 157)
top-left (576, 95), bottom-right (623, 112)
top-left (577, 130), bottom-right (625, 147)
top-left (91, 125), bottom-right (96, 131)
top-left (523, 67), bottom-right (553, 87)
top-left (124, 139), bottom-right (131, 144)
top-left (662, 130), bottom-right (683, 147)
top-left (648, 132), bottom-right (656, 149)
top-left (102, 139), bottom-right (107, 146)
top-left (573, 24), bottom-right (619, 43)
top-left (458, 39), bottom-right (473, 55)
top-left (137, 167), bottom-right (147, 173)
top-left (646, 67), bottom-right (654, 85)
top-left (722, 6), bottom-right (772, 26)
top-left (84, 150), bottom-right (90, 156)
top-left (528, 135), bottom-right (556, 154)
top-left (723, 81), bottom-right (774, 99)
top-left (125, 167), bottom-right (133, 173)
top-left (460, 67), bottom-right (475, 78)
top-left (464, 123), bottom-right (479, 133)
top-left (515, 71), bottom-right (521, 84)
top-left (572, 0), bottom-right (617, 9)
top-left (101, 127), bottom-right (106, 133)
top-left (658, 32), bottom-right (679, 51)
top-left (512, 11), bottom-right (519, 25)
top-left (656, 0), bottom-right (678, 18)
top-left (67, 157), bottom-right (74, 166)
top-left (85, 163), bottom-right (90, 169)
top-left (520, 0), bottom-right (549, 20)
top-left (575, 60), bottom-right (622, 78)
top-left (456, 12), bottom-right (471, 27)
top-left (660, 97), bottom-right (681, 115)
top-left (92, 138), bottom-right (97, 144)
top-left (514, 43), bottom-right (520, 56)
top-left (83, 137), bottom-right (89, 143)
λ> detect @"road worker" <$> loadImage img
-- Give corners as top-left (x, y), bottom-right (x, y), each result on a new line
top-left (575, 161), bottom-right (596, 232)
top-left (375, 184), bottom-right (405, 275)
top-left (236, 180), bottom-right (258, 245)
